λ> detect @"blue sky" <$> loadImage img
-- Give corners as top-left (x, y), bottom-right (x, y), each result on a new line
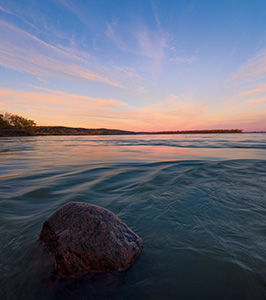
top-left (0, 0), bottom-right (266, 131)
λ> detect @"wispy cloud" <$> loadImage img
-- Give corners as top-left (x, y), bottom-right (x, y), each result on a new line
top-left (225, 50), bottom-right (266, 106)
top-left (105, 22), bottom-right (130, 52)
top-left (29, 85), bottom-right (126, 107)
top-left (0, 87), bottom-right (127, 127)
top-left (0, 20), bottom-right (123, 88)
top-left (56, 0), bottom-right (93, 29)
top-left (0, 87), bottom-right (208, 130)
top-left (151, 1), bottom-right (161, 27)
top-left (133, 26), bottom-right (166, 59)
top-left (237, 84), bottom-right (266, 97)
top-left (246, 98), bottom-right (266, 104)
top-left (105, 21), bottom-right (170, 73)
top-left (0, 5), bottom-right (16, 16)
top-left (168, 56), bottom-right (198, 65)
top-left (105, 14), bottom-right (198, 74)
top-left (230, 48), bottom-right (266, 83)
top-left (226, 81), bottom-right (266, 105)
top-left (152, 93), bottom-right (206, 119)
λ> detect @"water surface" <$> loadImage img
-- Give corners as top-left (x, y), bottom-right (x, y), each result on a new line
top-left (1, 133), bottom-right (266, 299)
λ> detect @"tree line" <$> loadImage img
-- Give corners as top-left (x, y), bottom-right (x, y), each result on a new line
top-left (143, 129), bottom-right (243, 134)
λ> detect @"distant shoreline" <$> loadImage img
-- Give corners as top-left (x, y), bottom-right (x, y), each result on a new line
top-left (1, 127), bottom-right (265, 137)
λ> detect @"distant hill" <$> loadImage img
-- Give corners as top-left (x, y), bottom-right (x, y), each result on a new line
top-left (34, 126), bottom-right (135, 135)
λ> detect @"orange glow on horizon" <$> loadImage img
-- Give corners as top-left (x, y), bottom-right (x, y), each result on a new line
top-left (0, 87), bottom-right (265, 132)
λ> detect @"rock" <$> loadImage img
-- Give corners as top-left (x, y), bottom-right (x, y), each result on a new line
top-left (39, 202), bottom-right (143, 277)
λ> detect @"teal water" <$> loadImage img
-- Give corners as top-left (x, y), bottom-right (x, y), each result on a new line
top-left (1, 133), bottom-right (266, 300)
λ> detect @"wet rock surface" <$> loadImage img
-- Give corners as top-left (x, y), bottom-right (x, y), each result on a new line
top-left (39, 202), bottom-right (143, 277)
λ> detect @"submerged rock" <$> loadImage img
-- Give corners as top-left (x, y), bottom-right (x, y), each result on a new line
top-left (39, 202), bottom-right (143, 277)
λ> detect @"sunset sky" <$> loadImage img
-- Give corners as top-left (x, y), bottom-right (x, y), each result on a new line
top-left (0, 0), bottom-right (266, 131)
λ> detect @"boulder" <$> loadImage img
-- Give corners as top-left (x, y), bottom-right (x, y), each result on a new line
top-left (39, 202), bottom-right (143, 277)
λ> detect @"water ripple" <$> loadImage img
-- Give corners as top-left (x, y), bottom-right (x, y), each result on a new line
top-left (1, 135), bottom-right (266, 299)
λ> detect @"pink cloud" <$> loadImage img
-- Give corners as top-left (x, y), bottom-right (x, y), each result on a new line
top-left (246, 98), bottom-right (266, 104)
top-left (238, 84), bottom-right (266, 97)
top-left (0, 20), bottom-right (123, 88)
top-left (0, 88), bottom-right (127, 127)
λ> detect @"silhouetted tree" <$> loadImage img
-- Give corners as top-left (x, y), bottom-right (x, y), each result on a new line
top-left (0, 112), bottom-right (36, 129)
top-left (0, 113), bottom-right (11, 128)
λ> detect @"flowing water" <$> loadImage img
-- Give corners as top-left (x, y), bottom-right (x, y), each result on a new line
top-left (1, 133), bottom-right (266, 300)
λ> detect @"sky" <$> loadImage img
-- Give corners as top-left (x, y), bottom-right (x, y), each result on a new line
top-left (0, 0), bottom-right (266, 131)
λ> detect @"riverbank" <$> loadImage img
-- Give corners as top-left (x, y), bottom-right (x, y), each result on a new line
top-left (0, 128), bottom-right (35, 137)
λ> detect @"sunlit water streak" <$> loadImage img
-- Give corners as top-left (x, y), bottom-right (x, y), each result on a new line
top-left (1, 133), bottom-right (266, 299)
